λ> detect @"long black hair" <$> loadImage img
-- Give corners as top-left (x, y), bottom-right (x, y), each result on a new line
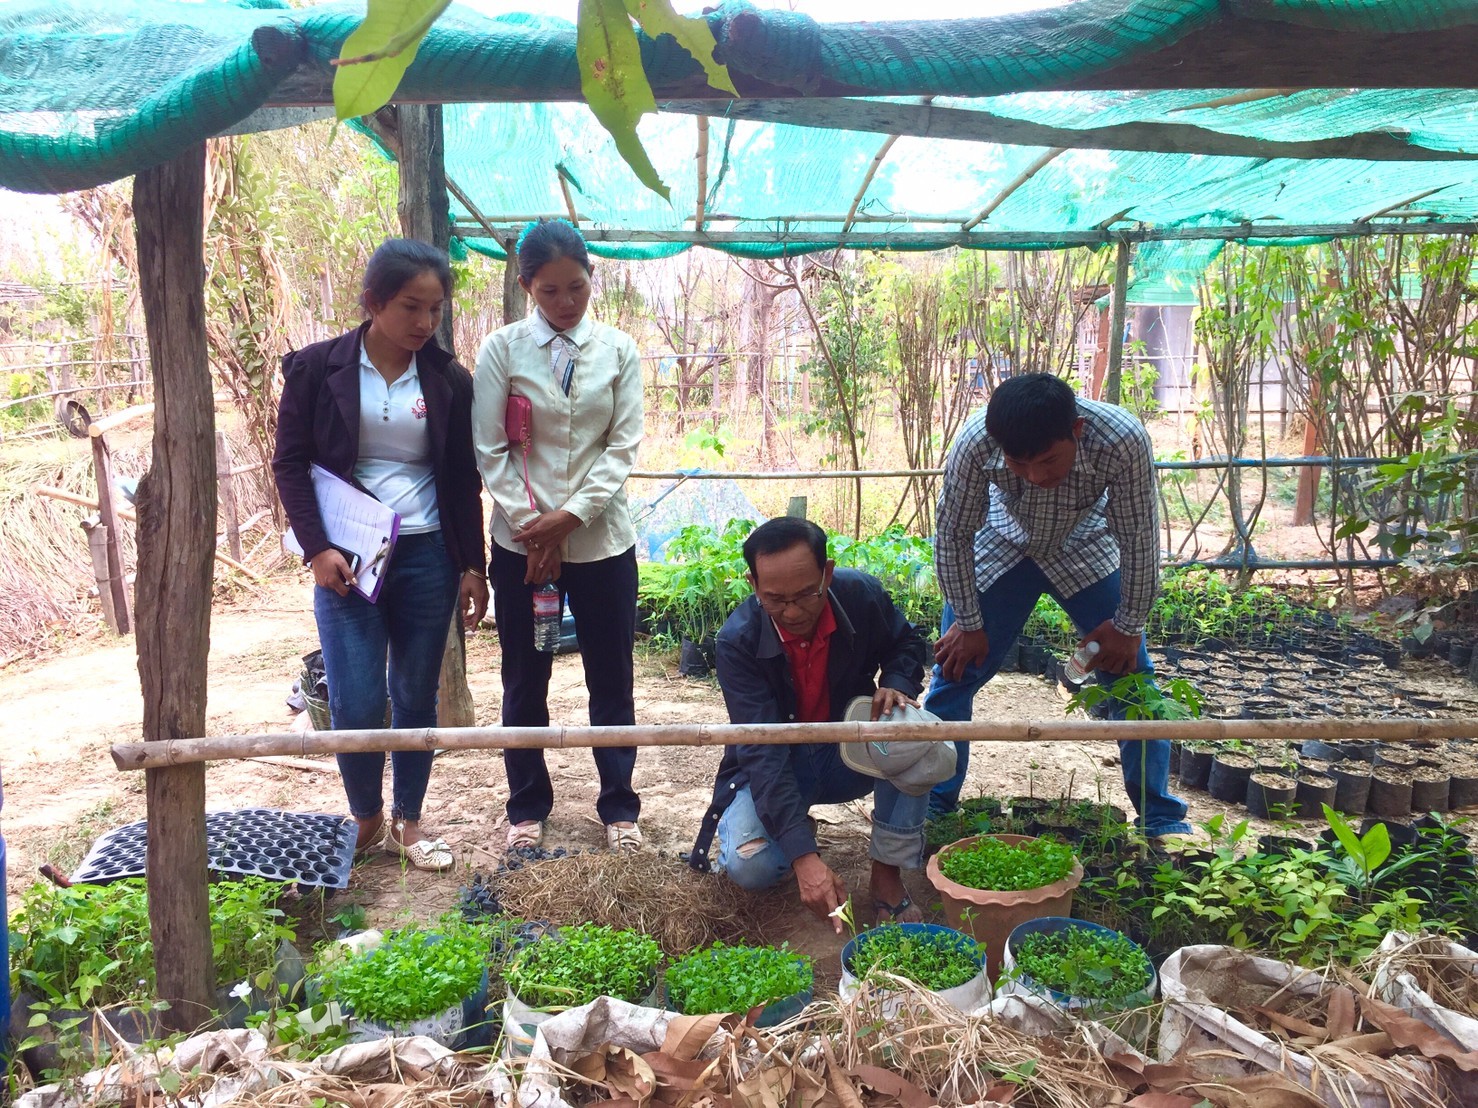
top-left (361, 238), bottom-right (453, 312)
top-left (515, 219), bottom-right (591, 284)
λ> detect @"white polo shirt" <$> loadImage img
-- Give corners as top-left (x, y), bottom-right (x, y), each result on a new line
top-left (353, 347), bottom-right (439, 534)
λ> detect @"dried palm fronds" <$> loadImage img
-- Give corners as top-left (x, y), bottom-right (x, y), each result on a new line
top-left (494, 852), bottom-right (781, 957)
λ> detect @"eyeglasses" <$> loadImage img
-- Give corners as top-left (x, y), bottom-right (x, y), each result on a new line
top-left (756, 583), bottom-right (826, 615)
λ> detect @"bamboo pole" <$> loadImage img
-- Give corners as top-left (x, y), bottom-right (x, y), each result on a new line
top-left (112, 716), bottom-right (1478, 771)
top-left (33, 484), bottom-right (265, 580)
top-left (87, 402), bottom-right (155, 438)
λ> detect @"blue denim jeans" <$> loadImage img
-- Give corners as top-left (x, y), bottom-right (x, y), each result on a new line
top-left (716, 749), bottom-right (931, 890)
top-left (313, 530), bottom-right (460, 822)
top-left (923, 559), bottom-right (1191, 836)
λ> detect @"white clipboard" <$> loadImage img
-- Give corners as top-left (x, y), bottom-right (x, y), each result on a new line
top-left (283, 465), bottom-right (400, 602)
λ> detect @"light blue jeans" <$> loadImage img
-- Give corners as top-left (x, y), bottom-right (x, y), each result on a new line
top-left (313, 531), bottom-right (459, 822)
top-left (716, 751), bottom-right (930, 890)
top-left (924, 560), bottom-right (1191, 837)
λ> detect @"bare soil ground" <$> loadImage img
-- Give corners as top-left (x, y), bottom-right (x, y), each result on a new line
top-left (4, 574), bottom-right (1475, 978)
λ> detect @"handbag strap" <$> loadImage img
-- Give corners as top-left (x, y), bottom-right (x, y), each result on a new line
top-left (518, 441), bottom-right (536, 512)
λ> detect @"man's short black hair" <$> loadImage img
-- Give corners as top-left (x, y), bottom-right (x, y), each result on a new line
top-left (742, 517), bottom-right (828, 577)
top-left (985, 373), bottom-right (1080, 459)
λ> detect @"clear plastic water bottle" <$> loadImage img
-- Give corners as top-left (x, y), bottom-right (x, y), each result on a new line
top-left (533, 583), bottom-right (561, 654)
top-left (1062, 640), bottom-right (1101, 685)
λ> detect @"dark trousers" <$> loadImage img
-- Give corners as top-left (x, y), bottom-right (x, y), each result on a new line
top-left (491, 543), bottom-right (640, 825)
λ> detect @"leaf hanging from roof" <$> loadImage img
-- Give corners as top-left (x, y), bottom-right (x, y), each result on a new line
top-left (331, 0), bottom-right (451, 121)
top-left (578, 0), bottom-right (670, 201)
top-left (622, 0), bottom-right (739, 97)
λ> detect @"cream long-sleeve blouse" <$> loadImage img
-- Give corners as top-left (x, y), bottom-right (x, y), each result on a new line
top-left (471, 310), bottom-right (644, 564)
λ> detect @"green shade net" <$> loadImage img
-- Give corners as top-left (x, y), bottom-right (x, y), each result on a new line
top-left (6, 0), bottom-right (1478, 280)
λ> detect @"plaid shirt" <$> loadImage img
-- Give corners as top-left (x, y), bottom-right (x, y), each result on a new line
top-left (934, 398), bottom-right (1160, 636)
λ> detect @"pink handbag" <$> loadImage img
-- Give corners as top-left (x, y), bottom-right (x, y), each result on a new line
top-left (505, 395), bottom-right (537, 511)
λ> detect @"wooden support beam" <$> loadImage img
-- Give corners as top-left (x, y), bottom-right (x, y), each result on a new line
top-left (33, 484), bottom-right (264, 580)
top-left (502, 233), bottom-right (527, 323)
top-left (842, 133), bottom-right (901, 234)
top-left (112, 715), bottom-right (1478, 771)
top-left (90, 432), bottom-right (132, 634)
top-left (450, 222), bottom-right (1478, 247)
top-left (694, 116), bottom-right (710, 233)
top-left (389, 102), bottom-right (476, 730)
top-left (215, 431), bottom-right (242, 562)
top-left (81, 518), bottom-right (122, 633)
top-left (962, 148), bottom-right (1064, 232)
top-left (132, 146), bottom-right (215, 1029)
top-left (1104, 241), bottom-right (1133, 406)
top-left (658, 97), bottom-right (1478, 163)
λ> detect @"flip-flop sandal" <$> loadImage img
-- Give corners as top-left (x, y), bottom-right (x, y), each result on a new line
top-left (386, 820), bottom-right (455, 872)
top-left (506, 820), bottom-right (545, 851)
top-left (872, 895), bottom-right (923, 924)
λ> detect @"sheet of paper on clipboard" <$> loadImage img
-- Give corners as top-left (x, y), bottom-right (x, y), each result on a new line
top-left (282, 465), bottom-right (400, 603)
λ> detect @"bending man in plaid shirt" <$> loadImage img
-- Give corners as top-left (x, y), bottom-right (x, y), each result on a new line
top-left (926, 373), bottom-right (1191, 838)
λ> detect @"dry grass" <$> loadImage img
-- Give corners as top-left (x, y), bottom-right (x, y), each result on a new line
top-left (494, 852), bottom-right (783, 957)
top-left (1368, 934), bottom-right (1478, 1018)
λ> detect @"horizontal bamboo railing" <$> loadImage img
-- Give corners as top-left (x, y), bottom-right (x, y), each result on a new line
top-left (111, 716), bottom-right (1478, 771)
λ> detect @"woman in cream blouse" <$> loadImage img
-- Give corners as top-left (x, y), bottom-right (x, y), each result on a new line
top-left (472, 220), bottom-right (645, 853)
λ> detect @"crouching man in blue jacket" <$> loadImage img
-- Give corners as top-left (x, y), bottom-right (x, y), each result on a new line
top-left (688, 518), bottom-right (953, 933)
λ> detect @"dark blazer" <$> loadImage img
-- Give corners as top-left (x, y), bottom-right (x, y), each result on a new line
top-left (688, 568), bottom-right (928, 871)
top-left (272, 321), bottom-right (485, 574)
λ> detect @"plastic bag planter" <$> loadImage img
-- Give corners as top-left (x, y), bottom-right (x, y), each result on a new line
top-left (838, 923), bottom-right (991, 1019)
top-left (71, 809), bottom-right (356, 889)
top-left (347, 969), bottom-right (490, 1051)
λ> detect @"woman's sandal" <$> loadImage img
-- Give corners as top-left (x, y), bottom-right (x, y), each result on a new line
top-left (385, 819), bottom-right (455, 872)
top-left (352, 812), bottom-right (386, 859)
top-left (506, 820), bottom-right (545, 851)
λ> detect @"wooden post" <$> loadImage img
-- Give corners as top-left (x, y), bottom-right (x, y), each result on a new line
top-left (1292, 270), bottom-right (1337, 526)
top-left (502, 233), bottom-right (527, 324)
top-left (133, 146), bottom-right (216, 1029)
top-left (1104, 240), bottom-right (1132, 406)
top-left (786, 496), bottom-right (807, 519)
top-left (81, 517), bottom-right (121, 632)
top-left (384, 102), bottom-right (476, 728)
top-left (215, 430), bottom-right (243, 562)
top-left (89, 431), bottom-right (132, 634)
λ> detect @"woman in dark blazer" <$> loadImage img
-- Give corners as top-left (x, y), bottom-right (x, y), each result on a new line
top-left (273, 238), bottom-right (487, 871)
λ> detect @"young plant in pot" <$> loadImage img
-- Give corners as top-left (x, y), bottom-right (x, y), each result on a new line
top-left (664, 942), bottom-right (813, 1026)
top-left (504, 923), bottom-right (662, 1055)
top-left (839, 922), bottom-right (990, 1015)
top-left (925, 834), bottom-right (1083, 980)
top-left (1002, 917), bottom-right (1156, 1016)
top-left (315, 914), bottom-right (494, 1049)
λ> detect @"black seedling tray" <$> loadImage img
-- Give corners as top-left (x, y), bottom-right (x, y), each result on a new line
top-left (70, 808), bottom-right (356, 888)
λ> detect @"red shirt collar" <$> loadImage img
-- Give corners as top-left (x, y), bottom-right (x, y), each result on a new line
top-left (773, 599), bottom-right (836, 647)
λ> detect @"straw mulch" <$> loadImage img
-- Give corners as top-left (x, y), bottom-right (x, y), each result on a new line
top-left (494, 851), bottom-right (784, 957)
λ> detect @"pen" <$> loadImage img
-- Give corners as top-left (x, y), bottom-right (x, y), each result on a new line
top-left (365, 537), bottom-right (391, 578)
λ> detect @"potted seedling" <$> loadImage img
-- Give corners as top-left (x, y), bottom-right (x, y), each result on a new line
top-left (1002, 917), bottom-right (1156, 1016)
top-left (925, 834), bottom-right (1082, 979)
top-left (315, 915), bottom-right (492, 1049)
top-left (664, 942), bottom-right (813, 1026)
top-left (839, 922), bottom-right (990, 1016)
top-left (504, 924), bottom-right (661, 1056)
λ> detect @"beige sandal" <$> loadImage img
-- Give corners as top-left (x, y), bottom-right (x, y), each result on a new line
top-left (386, 820), bottom-right (454, 872)
top-left (605, 822), bottom-right (643, 853)
top-left (506, 820), bottom-right (545, 851)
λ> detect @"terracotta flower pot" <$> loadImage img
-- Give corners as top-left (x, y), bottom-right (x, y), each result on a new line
top-left (925, 834), bottom-right (1083, 982)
